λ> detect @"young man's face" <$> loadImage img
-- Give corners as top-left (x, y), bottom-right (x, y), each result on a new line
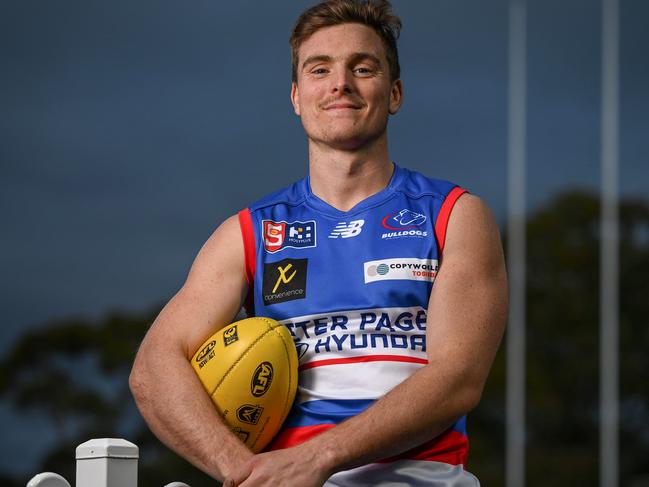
top-left (291, 23), bottom-right (403, 152)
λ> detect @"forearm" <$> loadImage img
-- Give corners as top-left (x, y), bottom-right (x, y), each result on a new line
top-left (130, 344), bottom-right (252, 480)
top-left (301, 360), bottom-right (478, 476)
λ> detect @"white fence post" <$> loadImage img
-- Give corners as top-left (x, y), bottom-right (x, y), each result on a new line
top-left (27, 438), bottom-right (192, 487)
top-left (75, 438), bottom-right (139, 487)
top-left (26, 472), bottom-right (71, 487)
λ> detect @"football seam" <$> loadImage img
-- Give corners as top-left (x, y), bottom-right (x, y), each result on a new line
top-left (271, 326), bottom-right (297, 428)
top-left (212, 318), bottom-right (277, 393)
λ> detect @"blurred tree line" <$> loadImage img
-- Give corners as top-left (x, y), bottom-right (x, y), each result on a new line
top-left (1, 190), bottom-right (648, 486)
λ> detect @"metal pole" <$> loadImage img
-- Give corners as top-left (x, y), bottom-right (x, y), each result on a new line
top-left (600, 0), bottom-right (619, 485)
top-left (506, 0), bottom-right (527, 486)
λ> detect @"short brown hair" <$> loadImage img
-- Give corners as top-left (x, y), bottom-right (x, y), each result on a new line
top-left (290, 0), bottom-right (402, 83)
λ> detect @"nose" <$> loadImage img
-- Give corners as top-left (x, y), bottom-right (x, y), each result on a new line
top-left (331, 67), bottom-right (353, 95)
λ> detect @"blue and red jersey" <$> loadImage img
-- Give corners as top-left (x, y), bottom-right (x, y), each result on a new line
top-left (237, 163), bottom-right (477, 484)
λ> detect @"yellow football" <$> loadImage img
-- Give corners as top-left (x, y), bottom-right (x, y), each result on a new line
top-left (191, 316), bottom-right (298, 452)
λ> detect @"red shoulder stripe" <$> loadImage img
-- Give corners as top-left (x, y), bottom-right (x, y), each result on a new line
top-left (434, 187), bottom-right (468, 256)
top-left (238, 209), bottom-right (256, 313)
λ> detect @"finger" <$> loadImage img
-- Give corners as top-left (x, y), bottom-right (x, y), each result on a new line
top-left (236, 477), bottom-right (259, 487)
top-left (224, 468), bottom-right (252, 487)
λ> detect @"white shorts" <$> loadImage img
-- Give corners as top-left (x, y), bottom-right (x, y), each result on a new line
top-left (325, 460), bottom-right (480, 487)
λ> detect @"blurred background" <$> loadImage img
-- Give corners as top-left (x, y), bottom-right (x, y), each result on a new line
top-left (1, 0), bottom-right (647, 485)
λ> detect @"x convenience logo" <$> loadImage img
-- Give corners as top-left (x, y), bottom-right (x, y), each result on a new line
top-left (273, 263), bottom-right (297, 293)
top-left (262, 258), bottom-right (308, 306)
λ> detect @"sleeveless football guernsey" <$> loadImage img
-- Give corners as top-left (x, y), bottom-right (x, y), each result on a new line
top-left (237, 164), bottom-right (479, 486)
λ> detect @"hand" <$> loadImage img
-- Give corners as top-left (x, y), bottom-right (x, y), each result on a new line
top-left (223, 445), bottom-right (332, 487)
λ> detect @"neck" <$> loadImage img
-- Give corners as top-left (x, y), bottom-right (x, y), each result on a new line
top-left (308, 136), bottom-right (393, 212)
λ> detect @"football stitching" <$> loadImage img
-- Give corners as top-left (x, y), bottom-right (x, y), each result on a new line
top-left (213, 317), bottom-right (276, 393)
top-left (209, 317), bottom-right (296, 451)
top-left (271, 326), bottom-right (298, 428)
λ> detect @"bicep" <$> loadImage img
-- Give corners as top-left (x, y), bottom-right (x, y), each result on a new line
top-left (141, 214), bottom-right (249, 360)
top-left (426, 194), bottom-right (507, 392)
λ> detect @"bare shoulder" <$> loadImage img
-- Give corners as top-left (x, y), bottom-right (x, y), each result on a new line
top-left (142, 213), bottom-right (249, 359)
top-left (187, 213), bottom-right (246, 280)
top-left (443, 193), bottom-right (504, 269)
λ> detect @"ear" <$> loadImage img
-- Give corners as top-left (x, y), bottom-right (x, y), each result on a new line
top-left (290, 82), bottom-right (301, 116)
top-left (388, 79), bottom-right (403, 115)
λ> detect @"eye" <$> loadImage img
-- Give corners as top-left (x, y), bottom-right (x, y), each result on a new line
top-left (310, 67), bottom-right (329, 76)
top-left (353, 66), bottom-right (374, 76)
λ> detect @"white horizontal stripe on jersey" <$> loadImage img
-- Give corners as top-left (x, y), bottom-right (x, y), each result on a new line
top-left (295, 360), bottom-right (426, 405)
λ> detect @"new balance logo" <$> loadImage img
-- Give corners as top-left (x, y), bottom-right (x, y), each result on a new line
top-left (328, 220), bottom-right (365, 239)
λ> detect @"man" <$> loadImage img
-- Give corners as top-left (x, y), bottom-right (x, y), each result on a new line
top-left (129, 1), bottom-right (507, 485)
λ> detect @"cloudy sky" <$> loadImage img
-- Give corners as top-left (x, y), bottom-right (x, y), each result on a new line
top-left (1, 0), bottom-right (647, 477)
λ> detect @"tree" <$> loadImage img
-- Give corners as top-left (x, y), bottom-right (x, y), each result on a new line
top-left (470, 190), bottom-right (649, 485)
top-left (0, 306), bottom-right (216, 486)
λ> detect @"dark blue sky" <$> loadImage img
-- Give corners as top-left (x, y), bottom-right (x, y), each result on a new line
top-left (1, 0), bottom-right (647, 477)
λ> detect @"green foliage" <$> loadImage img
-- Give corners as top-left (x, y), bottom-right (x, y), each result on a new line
top-left (1, 190), bottom-right (648, 485)
top-left (470, 190), bottom-right (649, 485)
top-left (0, 305), bottom-right (216, 486)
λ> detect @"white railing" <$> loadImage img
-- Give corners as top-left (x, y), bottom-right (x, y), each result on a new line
top-left (26, 438), bottom-right (190, 487)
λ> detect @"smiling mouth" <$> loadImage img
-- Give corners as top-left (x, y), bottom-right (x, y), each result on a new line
top-left (323, 103), bottom-right (362, 110)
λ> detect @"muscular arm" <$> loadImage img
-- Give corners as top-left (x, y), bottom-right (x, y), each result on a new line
top-left (228, 194), bottom-right (507, 486)
top-left (129, 215), bottom-right (254, 481)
